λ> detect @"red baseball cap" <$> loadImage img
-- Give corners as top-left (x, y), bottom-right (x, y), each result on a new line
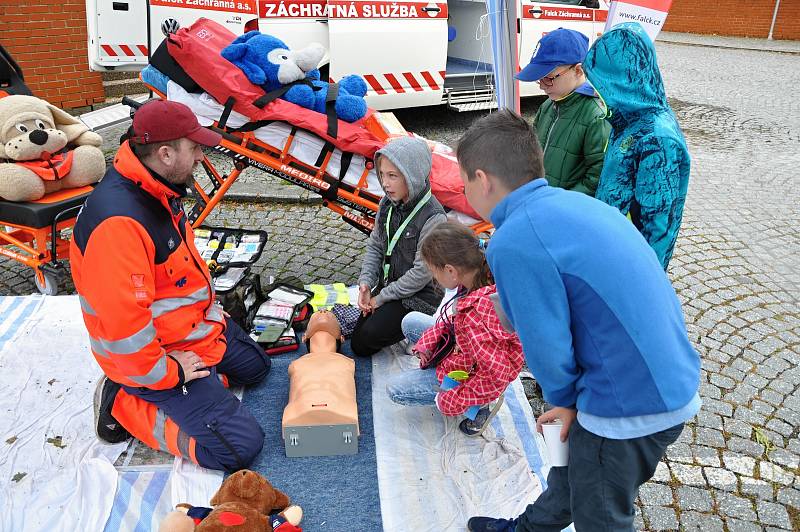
top-left (131, 99), bottom-right (221, 147)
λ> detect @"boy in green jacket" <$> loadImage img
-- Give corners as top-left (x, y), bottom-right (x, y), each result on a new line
top-left (517, 28), bottom-right (610, 196)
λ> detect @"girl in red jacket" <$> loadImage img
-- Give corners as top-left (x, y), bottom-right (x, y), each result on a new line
top-left (385, 221), bottom-right (524, 436)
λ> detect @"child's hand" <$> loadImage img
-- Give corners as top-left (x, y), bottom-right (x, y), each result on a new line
top-left (357, 284), bottom-right (372, 315)
top-left (536, 406), bottom-right (577, 442)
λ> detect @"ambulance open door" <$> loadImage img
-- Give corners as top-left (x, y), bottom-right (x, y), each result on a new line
top-left (87, 0), bottom-right (257, 71)
top-left (87, 0), bottom-right (150, 70)
top-left (327, 0), bottom-right (449, 110)
top-left (147, 0), bottom-right (257, 55)
top-left (517, 0), bottom-right (605, 98)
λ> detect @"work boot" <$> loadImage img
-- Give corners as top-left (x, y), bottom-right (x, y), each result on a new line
top-left (93, 376), bottom-right (130, 444)
top-left (467, 516), bottom-right (518, 531)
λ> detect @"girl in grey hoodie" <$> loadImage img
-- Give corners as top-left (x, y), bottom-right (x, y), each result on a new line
top-left (351, 136), bottom-right (447, 357)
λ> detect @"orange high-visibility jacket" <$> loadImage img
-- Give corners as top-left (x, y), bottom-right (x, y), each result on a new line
top-left (70, 141), bottom-right (226, 390)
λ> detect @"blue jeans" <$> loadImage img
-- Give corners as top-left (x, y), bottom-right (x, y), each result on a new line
top-left (390, 312), bottom-right (439, 406)
top-left (390, 312), bottom-right (438, 406)
top-left (386, 367), bottom-right (439, 406)
top-left (401, 311), bottom-right (435, 345)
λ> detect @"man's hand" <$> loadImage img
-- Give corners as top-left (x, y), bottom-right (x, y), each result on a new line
top-left (536, 406), bottom-right (577, 442)
top-left (369, 296), bottom-right (380, 311)
top-left (215, 301), bottom-right (230, 318)
top-left (357, 284), bottom-right (373, 315)
top-left (170, 350), bottom-right (210, 383)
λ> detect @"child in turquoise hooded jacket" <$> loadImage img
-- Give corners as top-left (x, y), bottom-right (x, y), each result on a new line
top-left (584, 22), bottom-right (690, 270)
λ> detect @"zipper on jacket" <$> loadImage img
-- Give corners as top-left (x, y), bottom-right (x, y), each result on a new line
top-left (206, 420), bottom-right (244, 472)
top-left (171, 199), bottom-right (215, 316)
top-left (182, 385), bottom-right (188, 396)
top-left (542, 104), bottom-right (560, 158)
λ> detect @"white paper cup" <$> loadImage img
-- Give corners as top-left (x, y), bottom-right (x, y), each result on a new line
top-left (541, 421), bottom-right (569, 467)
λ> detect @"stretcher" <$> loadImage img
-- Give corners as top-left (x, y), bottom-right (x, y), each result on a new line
top-left (128, 84), bottom-right (491, 236)
top-left (131, 18), bottom-right (492, 236)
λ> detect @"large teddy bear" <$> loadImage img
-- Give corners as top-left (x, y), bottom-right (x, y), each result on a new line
top-left (159, 469), bottom-right (303, 532)
top-left (0, 95), bottom-right (105, 202)
top-left (220, 32), bottom-right (368, 123)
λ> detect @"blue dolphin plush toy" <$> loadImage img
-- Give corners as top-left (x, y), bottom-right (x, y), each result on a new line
top-left (221, 31), bottom-right (368, 123)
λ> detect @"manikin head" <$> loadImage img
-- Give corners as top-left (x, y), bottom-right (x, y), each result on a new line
top-left (303, 310), bottom-right (344, 352)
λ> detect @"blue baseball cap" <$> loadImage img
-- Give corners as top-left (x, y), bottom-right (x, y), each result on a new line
top-left (516, 28), bottom-right (589, 82)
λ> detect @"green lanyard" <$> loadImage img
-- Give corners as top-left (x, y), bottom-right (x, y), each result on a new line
top-left (383, 190), bottom-right (432, 283)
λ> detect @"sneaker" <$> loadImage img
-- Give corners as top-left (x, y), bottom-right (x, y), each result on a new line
top-left (459, 395), bottom-right (504, 437)
top-left (393, 339), bottom-right (415, 356)
top-left (93, 376), bottom-right (130, 444)
top-left (402, 339), bottom-right (415, 356)
top-left (467, 516), bottom-right (517, 532)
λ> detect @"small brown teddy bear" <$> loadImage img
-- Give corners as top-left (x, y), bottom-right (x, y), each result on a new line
top-left (159, 470), bottom-right (302, 532)
top-left (0, 94), bottom-right (105, 201)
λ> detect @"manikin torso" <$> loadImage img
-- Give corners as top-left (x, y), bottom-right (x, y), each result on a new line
top-left (282, 311), bottom-right (359, 432)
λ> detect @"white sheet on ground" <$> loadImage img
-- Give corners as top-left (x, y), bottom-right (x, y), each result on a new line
top-left (0, 295), bottom-right (126, 532)
top-left (372, 348), bottom-right (551, 531)
top-left (0, 295), bottom-right (224, 532)
top-left (169, 459), bottom-right (224, 512)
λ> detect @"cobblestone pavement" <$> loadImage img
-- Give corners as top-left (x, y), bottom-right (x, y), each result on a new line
top-left (2, 39), bottom-right (800, 530)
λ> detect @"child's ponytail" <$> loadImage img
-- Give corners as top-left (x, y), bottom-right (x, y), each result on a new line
top-left (421, 221), bottom-right (493, 290)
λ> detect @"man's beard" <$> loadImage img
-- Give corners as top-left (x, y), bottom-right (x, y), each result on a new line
top-left (165, 166), bottom-right (196, 187)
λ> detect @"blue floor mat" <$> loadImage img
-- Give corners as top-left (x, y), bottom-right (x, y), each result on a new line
top-left (241, 341), bottom-right (383, 531)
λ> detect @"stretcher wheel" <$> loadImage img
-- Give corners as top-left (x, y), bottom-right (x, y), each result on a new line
top-left (34, 271), bottom-right (59, 296)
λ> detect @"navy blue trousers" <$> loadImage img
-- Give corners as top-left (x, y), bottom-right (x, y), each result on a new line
top-left (123, 318), bottom-right (270, 472)
top-left (517, 421), bottom-right (684, 531)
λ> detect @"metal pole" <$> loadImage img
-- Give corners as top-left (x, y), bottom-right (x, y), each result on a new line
top-left (508, 0), bottom-right (520, 113)
top-left (486, 0), bottom-right (519, 112)
top-left (768, 0), bottom-right (781, 40)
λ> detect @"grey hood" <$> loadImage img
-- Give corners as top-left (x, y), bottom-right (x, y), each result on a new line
top-left (374, 136), bottom-right (432, 208)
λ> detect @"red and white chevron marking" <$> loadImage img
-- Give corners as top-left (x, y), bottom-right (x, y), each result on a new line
top-left (100, 44), bottom-right (149, 58)
top-left (360, 70), bottom-right (446, 95)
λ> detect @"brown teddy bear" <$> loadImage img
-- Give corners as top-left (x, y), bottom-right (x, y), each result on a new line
top-left (159, 470), bottom-right (303, 532)
top-left (0, 94), bottom-right (105, 201)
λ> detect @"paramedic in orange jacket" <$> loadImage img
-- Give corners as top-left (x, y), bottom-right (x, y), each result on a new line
top-left (70, 100), bottom-right (270, 472)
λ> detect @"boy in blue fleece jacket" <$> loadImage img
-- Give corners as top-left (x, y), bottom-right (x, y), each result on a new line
top-left (457, 110), bottom-right (700, 532)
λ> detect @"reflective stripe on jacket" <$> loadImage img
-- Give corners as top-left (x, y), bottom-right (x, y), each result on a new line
top-left (70, 141), bottom-right (226, 390)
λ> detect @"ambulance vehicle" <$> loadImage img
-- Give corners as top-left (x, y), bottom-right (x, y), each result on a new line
top-left (86, 0), bottom-right (609, 110)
